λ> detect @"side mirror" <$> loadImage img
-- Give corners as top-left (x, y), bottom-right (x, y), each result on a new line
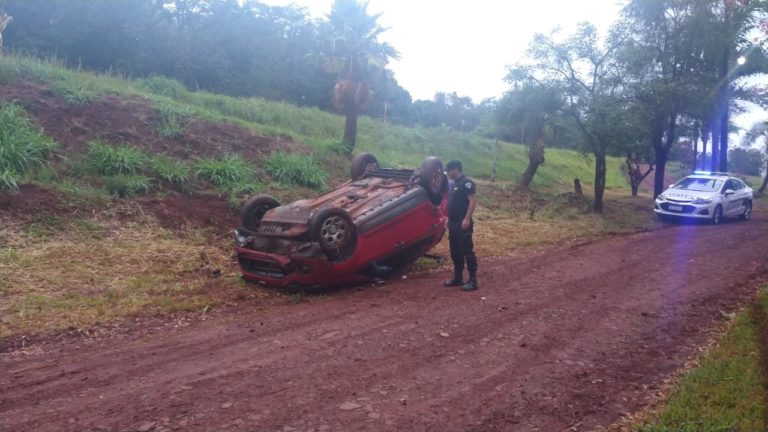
top-left (667, 184), bottom-right (674, 189)
top-left (724, 189), bottom-right (735, 196)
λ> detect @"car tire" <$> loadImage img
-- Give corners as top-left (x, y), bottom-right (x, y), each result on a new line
top-left (412, 157), bottom-right (447, 206)
top-left (739, 201), bottom-right (752, 221)
top-left (350, 153), bottom-right (378, 180)
top-left (712, 205), bottom-right (723, 225)
top-left (310, 207), bottom-right (357, 262)
top-left (240, 194), bottom-right (281, 231)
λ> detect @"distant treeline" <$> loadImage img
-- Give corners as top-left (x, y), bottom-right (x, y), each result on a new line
top-left (0, 0), bottom-right (486, 130)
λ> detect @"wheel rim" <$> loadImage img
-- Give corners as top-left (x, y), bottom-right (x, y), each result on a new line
top-left (320, 216), bottom-right (349, 247)
top-left (745, 205), bottom-right (752, 220)
top-left (714, 207), bottom-right (721, 224)
top-left (429, 170), bottom-right (442, 193)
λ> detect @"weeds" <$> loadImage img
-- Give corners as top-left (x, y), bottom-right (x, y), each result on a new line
top-left (84, 141), bottom-right (147, 176)
top-left (195, 153), bottom-right (256, 191)
top-left (154, 100), bottom-right (192, 138)
top-left (0, 103), bottom-right (57, 192)
top-left (266, 151), bottom-right (327, 190)
top-left (140, 76), bottom-right (187, 99)
top-left (152, 155), bottom-right (189, 186)
top-left (50, 80), bottom-right (99, 105)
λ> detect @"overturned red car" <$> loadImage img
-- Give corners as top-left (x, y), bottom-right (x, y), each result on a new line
top-left (234, 153), bottom-right (448, 290)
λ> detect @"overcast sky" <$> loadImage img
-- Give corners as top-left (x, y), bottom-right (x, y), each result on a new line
top-left (262, 0), bottom-right (625, 102)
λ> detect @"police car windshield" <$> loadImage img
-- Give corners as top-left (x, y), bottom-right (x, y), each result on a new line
top-left (673, 177), bottom-right (723, 192)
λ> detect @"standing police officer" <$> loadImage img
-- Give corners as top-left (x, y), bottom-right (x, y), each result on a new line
top-left (443, 160), bottom-right (478, 291)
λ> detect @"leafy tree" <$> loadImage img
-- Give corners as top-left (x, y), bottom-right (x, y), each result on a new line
top-left (742, 121), bottom-right (768, 193)
top-left (326, 0), bottom-right (399, 154)
top-left (727, 147), bottom-right (764, 175)
top-left (495, 83), bottom-right (565, 186)
top-left (508, 24), bottom-right (631, 212)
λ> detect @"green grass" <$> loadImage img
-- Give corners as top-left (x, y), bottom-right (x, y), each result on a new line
top-left (84, 141), bottom-right (148, 176)
top-left (194, 153), bottom-right (260, 194)
top-left (0, 102), bottom-right (58, 192)
top-left (265, 151), bottom-right (327, 190)
top-left (104, 174), bottom-right (152, 197)
top-left (637, 289), bottom-right (768, 431)
top-left (50, 80), bottom-right (100, 105)
top-left (151, 155), bottom-right (190, 186)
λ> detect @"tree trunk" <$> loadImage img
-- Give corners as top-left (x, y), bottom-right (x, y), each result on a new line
top-left (342, 108), bottom-right (358, 155)
top-left (652, 123), bottom-right (666, 198)
top-left (593, 152), bottom-right (606, 213)
top-left (692, 121), bottom-right (699, 172)
top-left (625, 152), bottom-right (653, 197)
top-left (700, 129), bottom-right (709, 170)
top-left (719, 101), bottom-right (729, 173)
top-left (760, 159), bottom-right (768, 195)
top-left (710, 128), bottom-right (720, 172)
top-left (718, 42), bottom-right (730, 173)
top-left (520, 138), bottom-right (545, 187)
top-left (574, 178), bottom-right (583, 195)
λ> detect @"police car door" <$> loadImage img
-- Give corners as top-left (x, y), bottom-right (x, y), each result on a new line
top-left (722, 180), bottom-right (741, 216)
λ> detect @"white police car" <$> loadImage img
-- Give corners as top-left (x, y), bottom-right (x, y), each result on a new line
top-left (654, 172), bottom-right (754, 224)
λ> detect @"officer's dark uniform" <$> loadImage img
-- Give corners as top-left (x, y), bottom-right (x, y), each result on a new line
top-left (447, 175), bottom-right (478, 285)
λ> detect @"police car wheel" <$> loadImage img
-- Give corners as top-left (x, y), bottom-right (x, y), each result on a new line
top-left (739, 202), bottom-right (752, 221)
top-left (712, 205), bottom-right (723, 225)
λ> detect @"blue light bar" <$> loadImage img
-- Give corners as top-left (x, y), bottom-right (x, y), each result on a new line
top-left (693, 170), bottom-right (711, 175)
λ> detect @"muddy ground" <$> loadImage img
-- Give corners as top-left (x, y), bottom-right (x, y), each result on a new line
top-left (2, 203), bottom-right (766, 432)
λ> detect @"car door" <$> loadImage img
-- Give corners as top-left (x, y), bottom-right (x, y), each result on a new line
top-left (721, 180), bottom-right (742, 216)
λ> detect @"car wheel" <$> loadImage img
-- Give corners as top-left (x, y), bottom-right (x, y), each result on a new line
top-left (350, 153), bottom-right (379, 180)
top-left (739, 201), bottom-right (752, 221)
top-left (412, 157), bottom-right (447, 206)
top-left (240, 195), bottom-right (281, 231)
top-left (310, 207), bottom-right (357, 262)
top-left (712, 205), bottom-right (723, 225)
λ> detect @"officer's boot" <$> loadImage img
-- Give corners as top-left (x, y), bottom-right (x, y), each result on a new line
top-left (462, 274), bottom-right (478, 291)
top-left (443, 270), bottom-right (464, 287)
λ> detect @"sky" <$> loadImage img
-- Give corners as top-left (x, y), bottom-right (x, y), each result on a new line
top-left (261, 0), bottom-right (625, 102)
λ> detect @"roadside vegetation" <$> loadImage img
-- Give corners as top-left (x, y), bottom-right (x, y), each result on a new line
top-left (0, 102), bottom-right (57, 192)
top-left (635, 288), bottom-right (768, 431)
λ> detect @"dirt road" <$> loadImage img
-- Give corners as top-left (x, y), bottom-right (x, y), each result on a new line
top-left (2, 206), bottom-right (767, 432)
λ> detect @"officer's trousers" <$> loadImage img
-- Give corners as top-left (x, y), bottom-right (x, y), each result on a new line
top-left (448, 220), bottom-right (477, 278)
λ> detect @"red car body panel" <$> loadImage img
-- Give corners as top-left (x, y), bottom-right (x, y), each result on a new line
top-left (235, 168), bottom-right (448, 289)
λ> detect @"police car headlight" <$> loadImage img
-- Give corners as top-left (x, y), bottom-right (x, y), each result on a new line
top-left (692, 198), bottom-right (712, 205)
top-left (655, 195), bottom-right (666, 202)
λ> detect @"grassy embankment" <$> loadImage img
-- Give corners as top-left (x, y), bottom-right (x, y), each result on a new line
top-left (635, 288), bottom-right (768, 431)
top-left (0, 54), bottom-right (660, 339)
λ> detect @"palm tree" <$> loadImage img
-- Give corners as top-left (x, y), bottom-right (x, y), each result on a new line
top-left (327, 0), bottom-right (399, 154)
top-left (0, 13), bottom-right (12, 55)
top-left (742, 121), bottom-right (768, 194)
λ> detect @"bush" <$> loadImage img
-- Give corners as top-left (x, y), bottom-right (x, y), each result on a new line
top-left (265, 152), bottom-right (327, 190)
top-left (152, 155), bottom-right (189, 186)
top-left (195, 154), bottom-right (255, 190)
top-left (0, 103), bottom-right (58, 192)
top-left (104, 175), bottom-right (151, 197)
top-left (85, 141), bottom-right (147, 176)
